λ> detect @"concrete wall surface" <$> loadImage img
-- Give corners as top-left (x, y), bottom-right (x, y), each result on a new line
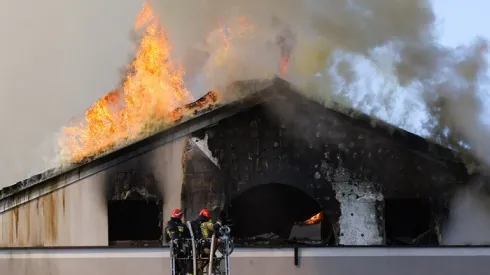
top-left (1, 247), bottom-right (490, 275)
top-left (0, 173), bottom-right (108, 247)
top-left (0, 136), bottom-right (189, 247)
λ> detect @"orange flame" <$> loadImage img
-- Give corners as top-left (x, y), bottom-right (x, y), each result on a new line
top-left (280, 57), bottom-right (289, 77)
top-left (209, 16), bottom-right (255, 68)
top-left (59, 7), bottom-right (284, 164)
top-left (59, 3), bottom-right (192, 164)
top-left (303, 211), bottom-right (323, 225)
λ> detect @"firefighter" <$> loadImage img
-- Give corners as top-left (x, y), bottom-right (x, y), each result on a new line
top-left (165, 208), bottom-right (190, 242)
top-left (191, 209), bottom-right (222, 275)
top-left (165, 208), bottom-right (191, 275)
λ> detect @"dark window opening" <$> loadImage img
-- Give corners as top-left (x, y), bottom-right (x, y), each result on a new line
top-left (223, 183), bottom-right (331, 245)
top-left (108, 200), bottom-right (162, 246)
top-left (385, 198), bottom-right (439, 246)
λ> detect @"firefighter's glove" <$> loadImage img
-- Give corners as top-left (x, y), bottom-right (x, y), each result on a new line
top-left (213, 222), bottom-right (222, 231)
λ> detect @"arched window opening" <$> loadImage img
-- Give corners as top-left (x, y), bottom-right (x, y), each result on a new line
top-left (223, 183), bottom-right (331, 246)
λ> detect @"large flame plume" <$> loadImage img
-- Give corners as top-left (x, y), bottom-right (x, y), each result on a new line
top-left (57, 3), bottom-right (283, 165)
top-left (59, 3), bottom-right (191, 164)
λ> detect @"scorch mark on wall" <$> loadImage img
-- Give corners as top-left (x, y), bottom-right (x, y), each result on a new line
top-left (111, 170), bottom-right (158, 200)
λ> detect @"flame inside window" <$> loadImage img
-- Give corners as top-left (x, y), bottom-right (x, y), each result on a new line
top-left (302, 211), bottom-right (323, 225)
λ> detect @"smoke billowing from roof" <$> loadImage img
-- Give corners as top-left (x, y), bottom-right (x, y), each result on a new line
top-left (442, 175), bottom-right (490, 245)
top-left (149, 0), bottom-right (489, 171)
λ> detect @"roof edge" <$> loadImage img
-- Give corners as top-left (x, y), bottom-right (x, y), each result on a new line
top-left (0, 78), bottom-right (286, 210)
top-left (0, 77), bottom-right (469, 207)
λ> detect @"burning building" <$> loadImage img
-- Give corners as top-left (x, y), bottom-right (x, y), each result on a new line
top-left (0, 76), bottom-right (470, 248)
top-left (0, 2), bottom-right (478, 250)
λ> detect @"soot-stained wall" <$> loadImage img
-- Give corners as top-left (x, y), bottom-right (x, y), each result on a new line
top-left (182, 90), bottom-right (468, 245)
top-left (182, 136), bottom-right (227, 220)
top-left (103, 138), bottom-right (188, 245)
top-left (95, 86), bottom-right (467, 246)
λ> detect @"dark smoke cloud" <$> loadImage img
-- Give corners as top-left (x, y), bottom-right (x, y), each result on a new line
top-left (149, 0), bottom-right (489, 171)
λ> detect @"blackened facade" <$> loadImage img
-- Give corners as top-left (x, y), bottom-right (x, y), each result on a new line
top-left (182, 85), bottom-right (468, 245)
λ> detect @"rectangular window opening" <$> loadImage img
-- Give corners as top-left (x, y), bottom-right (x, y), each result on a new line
top-left (385, 198), bottom-right (439, 246)
top-left (108, 200), bottom-right (162, 247)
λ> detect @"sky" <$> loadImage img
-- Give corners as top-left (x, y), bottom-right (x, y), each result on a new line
top-left (0, 0), bottom-right (145, 187)
top-left (0, 0), bottom-right (488, 188)
top-left (432, 0), bottom-right (488, 47)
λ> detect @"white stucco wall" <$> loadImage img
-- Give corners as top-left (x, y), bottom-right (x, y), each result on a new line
top-left (0, 172), bottom-right (108, 247)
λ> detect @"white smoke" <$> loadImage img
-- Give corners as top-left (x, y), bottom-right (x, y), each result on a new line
top-left (148, 0), bottom-right (489, 170)
top-left (442, 175), bottom-right (490, 245)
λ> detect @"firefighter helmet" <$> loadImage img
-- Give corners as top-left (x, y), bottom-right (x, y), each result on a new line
top-left (171, 208), bottom-right (183, 219)
top-left (199, 208), bottom-right (211, 219)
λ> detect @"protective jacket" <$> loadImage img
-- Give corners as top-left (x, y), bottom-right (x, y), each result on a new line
top-left (191, 215), bottom-right (222, 239)
top-left (165, 218), bottom-right (190, 243)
